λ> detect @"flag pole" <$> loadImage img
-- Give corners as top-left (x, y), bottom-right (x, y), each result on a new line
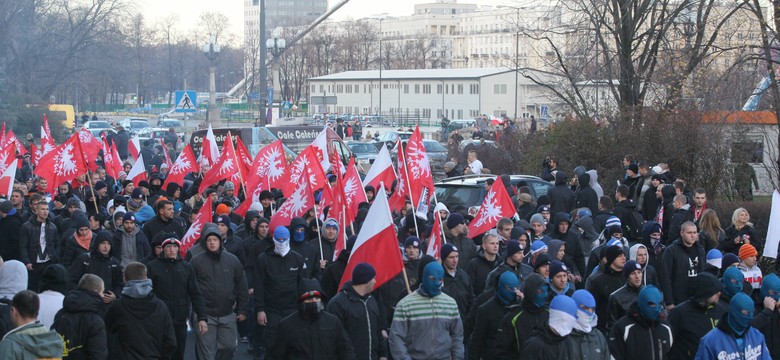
top-left (228, 132), bottom-right (250, 206)
top-left (313, 201), bottom-right (324, 261)
top-left (432, 191), bottom-right (447, 243)
top-left (74, 132), bottom-right (99, 214)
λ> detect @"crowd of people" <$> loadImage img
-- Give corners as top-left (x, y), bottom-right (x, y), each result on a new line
top-left (0, 124), bottom-right (775, 360)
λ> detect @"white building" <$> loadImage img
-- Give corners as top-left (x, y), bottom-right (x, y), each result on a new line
top-left (244, 0), bottom-right (327, 41)
top-left (308, 67), bottom-right (563, 122)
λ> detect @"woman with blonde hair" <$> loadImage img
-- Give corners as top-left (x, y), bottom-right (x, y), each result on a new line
top-left (722, 207), bottom-right (762, 256)
top-left (698, 209), bottom-right (725, 252)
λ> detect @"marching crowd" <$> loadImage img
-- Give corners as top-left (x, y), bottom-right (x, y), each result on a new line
top-left (0, 124), bottom-right (775, 360)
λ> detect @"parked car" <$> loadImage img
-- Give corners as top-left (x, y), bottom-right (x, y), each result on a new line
top-left (119, 118), bottom-right (152, 134)
top-left (458, 139), bottom-right (497, 152)
top-left (391, 139), bottom-right (448, 180)
top-left (136, 127), bottom-right (171, 145)
top-left (156, 119), bottom-right (185, 139)
top-left (376, 131), bottom-right (413, 150)
top-left (83, 120), bottom-right (112, 131)
top-left (434, 174), bottom-right (552, 214)
top-left (346, 140), bottom-right (379, 164)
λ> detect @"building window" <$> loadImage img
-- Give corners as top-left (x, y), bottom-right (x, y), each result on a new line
top-left (457, 84), bottom-right (464, 94)
top-left (320, 85), bottom-right (324, 93)
top-left (404, 84), bottom-right (409, 94)
top-left (493, 84), bottom-right (507, 94)
top-left (457, 110), bottom-right (463, 118)
top-left (423, 84), bottom-right (431, 94)
top-left (311, 85), bottom-right (316, 93)
top-left (470, 84), bottom-right (480, 94)
top-left (437, 109), bottom-right (443, 117)
top-left (423, 109), bottom-right (431, 118)
top-left (437, 84), bottom-right (443, 94)
top-left (415, 84), bottom-right (420, 94)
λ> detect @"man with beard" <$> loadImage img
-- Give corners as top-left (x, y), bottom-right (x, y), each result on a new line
top-left (112, 212), bottom-right (151, 268)
top-left (313, 218), bottom-right (340, 276)
top-left (143, 199), bottom-right (186, 240)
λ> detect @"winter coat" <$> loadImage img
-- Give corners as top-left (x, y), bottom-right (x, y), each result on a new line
top-left (19, 217), bottom-right (59, 265)
top-left (695, 314), bottom-right (771, 360)
top-left (51, 289), bottom-right (108, 360)
top-left (465, 249), bottom-right (500, 295)
top-left (608, 304), bottom-right (673, 360)
top-left (484, 261), bottom-right (534, 294)
top-left (660, 239), bottom-right (705, 306)
top-left (723, 224), bottom-right (762, 256)
top-left (222, 232), bottom-right (247, 266)
top-left (0, 210), bottom-right (22, 261)
top-left (585, 264), bottom-right (626, 334)
top-left (388, 290), bottom-right (464, 360)
top-left (752, 306), bottom-right (780, 359)
top-left (114, 130), bottom-right (130, 160)
top-left (0, 321), bottom-right (63, 359)
top-left (522, 326), bottom-right (571, 360)
top-left (469, 296), bottom-right (518, 360)
top-left (290, 239), bottom-right (318, 280)
top-left (548, 173), bottom-right (575, 214)
top-left (668, 299), bottom-right (727, 360)
top-left (142, 215), bottom-right (186, 242)
top-left (321, 249), bottom-right (350, 300)
top-left (269, 308), bottom-right (356, 360)
top-left (69, 242), bottom-right (124, 295)
top-left (606, 284), bottom-right (641, 332)
top-left (640, 184), bottom-right (659, 221)
top-left (493, 274), bottom-right (550, 360)
top-left (443, 267), bottom-right (475, 320)
top-left (112, 227), bottom-right (151, 266)
top-left (190, 237), bottom-right (249, 317)
top-left (326, 283), bottom-right (387, 360)
top-left (563, 329), bottom-right (610, 360)
top-left (146, 256), bottom-right (208, 323)
top-left (61, 231), bottom-right (95, 268)
top-left (446, 231), bottom-right (478, 269)
top-left (253, 246), bottom-right (305, 314)
top-left (104, 284), bottom-right (177, 360)
top-left (575, 173), bottom-right (599, 215)
top-left (667, 205), bottom-right (692, 244)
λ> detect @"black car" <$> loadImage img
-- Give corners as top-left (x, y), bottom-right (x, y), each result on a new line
top-left (434, 174), bottom-right (552, 214)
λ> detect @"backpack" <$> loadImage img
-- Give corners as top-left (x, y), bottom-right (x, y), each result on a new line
top-left (623, 209), bottom-right (645, 242)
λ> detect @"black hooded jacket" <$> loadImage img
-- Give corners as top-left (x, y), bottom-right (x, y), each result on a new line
top-left (465, 249), bottom-right (500, 295)
top-left (235, 210), bottom-right (261, 241)
top-left (52, 288), bottom-right (108, 360)
top-left (608, 303), bottom-right (673, 360)
top-left (585, 263), bottom-right (627, 334)
top-left (660, 239), bottom-right (705, 306)
top-left (575, 173), bottom-right (599, 215)
top-left (494, 274), bottom-right (550, 360)
top-left (146, 254), bottom-right (209, 324)
top-left (69, 232), bottom-right (124, 294)
top-left (668, 298), bottom-right (727, 359)
top-left (190, 225), bottom-right (249, 317)
top-left (290, 217), bottom-right (318, 279)
top-left (321, 249), bottom-right (350, 300)
top-left (522, 326), bottom-right (569, 360)
top-left (254, 244), bottom-right (305, 314)
top-left (326, 282), bottom-right (387, 360)
top-left (548, 172), bottom-right (574, 214)
top-left (469, 295), bottom-right (519, 360)
top-left (104, 284), bottom-right (177, 359)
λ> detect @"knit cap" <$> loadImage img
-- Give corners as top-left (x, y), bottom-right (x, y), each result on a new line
top-left (738, 244), bottom-right (757, 261)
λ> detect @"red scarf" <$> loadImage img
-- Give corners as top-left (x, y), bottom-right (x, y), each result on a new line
top-left (694, 203), bottom-right (707, 222)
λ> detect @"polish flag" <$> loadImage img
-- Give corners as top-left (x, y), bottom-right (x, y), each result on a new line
top-left (40, 123), bottom-right (56, 158)
top-left (426, 211), bottom-right (444, 260)
top-left (389, 139), bottom-right (408, 211)
top-left (163, 144), bottom-right (198, 189)
top-left (269, 174), bottom-right (315, 234)
top-left (407, 125), bottom-right (435, 204)
top-left (467, 176), bottom-right (517, 237)
top-left (311, 128), bottom-right (331, 172)
top-left (158, 139), bottom-right (173, 170)
top-left (339, 187), bottom-right (404, 290)
top-left (343, 157), bottom-right (368, 220)
top-left (127, 154), bottom-right (148, 186)
top-left (201, 124), bottom-right (219, 167)
top-left (129, 138), bottom-right (140, 160)
top-left (362, 143), bottom-right (396, 193)
top-left (0, 159), bottom-right (17, 198)
top-left (199, 132), bottom-right (241, 193)
top-left (102, 140), bottom-right (123, 179)
top-left (180, 196), bottom-right (213, 257)
top-left (234, 136), bottom-right (253, 176)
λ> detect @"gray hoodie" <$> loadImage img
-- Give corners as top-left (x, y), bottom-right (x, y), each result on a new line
top-left (0, 261), bottom-right (28, 300)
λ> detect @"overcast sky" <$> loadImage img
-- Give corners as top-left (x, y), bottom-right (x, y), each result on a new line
top-left (136, 0), bottom-right (508, 42)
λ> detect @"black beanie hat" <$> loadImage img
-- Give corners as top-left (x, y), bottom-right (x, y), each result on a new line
top-left (352, 263), bottom-right (377, 285)
top-left (604, 245), bottom-right (625, 267)
top-left (39, 264), bottom-right (69, 295)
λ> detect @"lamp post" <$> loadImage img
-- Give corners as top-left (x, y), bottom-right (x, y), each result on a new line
top-left (266, 27), bottom-right (287, 125)
top-left (202, 35), bottom-right (221, 127)
top-left (379, 18), bottom-right (383, 118)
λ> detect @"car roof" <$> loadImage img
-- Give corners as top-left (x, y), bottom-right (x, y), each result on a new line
top-left (436, 174), bottom-right (546, 186)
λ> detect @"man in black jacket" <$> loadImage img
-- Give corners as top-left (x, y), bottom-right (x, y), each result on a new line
top-left (441, 243), bottom-right (474, 321)
top-left (585, 245), bottom-right (627, 334)
top-left (254, 226), bottom-right (304, 356)
top-left (270, 278), bottom-right (355, 359)
top-left (607, 260), bottom-right (643, 332)
top-left (660, 221), bottom-right (705, 309)
top-left (575, 172), bottom-right (598, 215)
top-left (608, 285), bottom-right (673, 360)
top-left (114, 127), bottom-right (130, 160)
top-left (484, 240), bottom-right (533, 293)
top-left (0, 200), bottom-right (22, 261)
top-left (142, 199), bottom-right (186, 240)
top-left (147, 235), bottom-right (209, 360)
top-left (668, 272), bottom-right (726, 359)
top-left (105, 262), bottom-right (177, 359)
top-left (191, 223), bottom-right (249, 360)
top-left (327, 263), bottom-right (386, 360)
top-left (493, 273), bottom-right (550, 359)
top-left (19, 201), bottom-right (59, 290)
top-left (469, 271), bottom-right (520, 360)
top-left (465, 233), bottom-right (500, 296)
top-left (548, 171), bottom-right (574, 214)
top-left (51, 273), bottom-right (108, 360)
top-left (70, 231), bottom-right (124, 303)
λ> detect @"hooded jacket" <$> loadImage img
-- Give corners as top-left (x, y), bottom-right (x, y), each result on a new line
top-left (253, 243), bottom-right (305, 314)
top-left (190, 224), bottom-right (249, 317)
top-left (465, 248), bottom-right (500, 295)
top-left (575, 173), bottom-right (599, 215)
top-left (548, 172), bottom-right (575, 214)
top-left (234, 210), bottom-right (261, 241)
top-left (51, 288), bottom-right (108, 360)
top-left (469, 295), bottom-right (519, 360)
top-left (668, 296), bottom-right (727, 359)
top-left (321, 249), bottom-right (350, 300)
top-left (564, 328), bottom-right (610, 360)
top-left (523, 326), bottom-right (570, 360)
top-left (146, 253), bottom-right (208, 324)
top-left (574, 216), bottom-right (598, 259)
top-left (112, 225), bottom-right (151, 267)
top-left (586, 169), bottom-right (604, 198)
top-left (104, 280), bottom-right (177, 360)
top-left (0, 321), bottom-right (63, 359)
top-left (61, 225), bottom-right (95, 268)
top-left (19, 215), bottom-right (59, 265)
top-left (608, 303), bottom-right (673, 360)
top-left (694, 313), bottom-right (771, 360)
top-left (494, 274), bottom-right (550, 360)
top-left (629, 244), bottom-right (659, 287)
top-left (484, 259), bottom-right (534, 294)
top-left (660, 239), bottom-right (705, 306)
top-left (326, 282), bottom-right (387, 360)
top-left (585, 261), bottom-right (626, 334)
top-left (551, 213), bottom-right (585, 277)
top-left (290, 217), bottom-right (318, 279)
top-left (70, 233), bottom-right (124, 295)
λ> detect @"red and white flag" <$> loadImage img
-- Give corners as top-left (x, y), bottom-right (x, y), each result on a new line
top-left (77, 128), bottom-right (101, 171)
top-left (127, 154), bottom-right (148, 186)
top-left (390, 139), bottom-right (408, 212)
top-left (128, 138), bottom-right (140, 160)
top-left (163, 144), bottom-right (198, 189)
top-left (339, 186), bottom-right (404, 290)
top-left (280, 146), bottom-right (327, 197)
top-left (0, 142), bottom-right (16, 176)
top-left (199, 132), bottom-right (241, 193)
top-left (343, 157), bottom-right (368, 220)
top-left (362, 143), bottom-right (396, 192)
top-left (467, 176), bottom-right (517, 237)
top-left (311, 128), bottom-right (331, 172)
top-left (29, 143), bottom-right (39, 167)
top-left (0, 159), bottom-right (17, 198)
top-left (407, 125), bottom-right (434, 203)
top-left (180, 196), bottom-right (213, 257)
top-left (2, 131), bottom-right (27, 156)
top-left (246, 140), bottom-right (287, 194)
top-left (34, 133), bottom-right (89, 194)
top-left (234, 136), bottom-right (253, 176)
top-left (40, 123), bottom-right (56, 158)
top-left (102, 140), bottom-right (123, 179)
top-left (201, 124), bottom-right (219, 167)
top-left (426, 211), bottom-right (444, 260)
top-left (269, 174), bottom-right (315, 234)
top-left (158, 139), bottom-right (173, 170)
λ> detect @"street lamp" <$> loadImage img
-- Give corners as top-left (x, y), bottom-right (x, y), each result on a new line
top-left (266, 27), bottom-right (286, 125)
top-left (379, 18), bottom-right (383, 118)
top-left (202, 35), bottom-right (221, 127)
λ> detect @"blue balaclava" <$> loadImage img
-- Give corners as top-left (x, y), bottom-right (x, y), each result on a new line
top-left (637, 285), bottom-right (663, 321)
top-left (273, 226), bottom-right (291, 256)
top-left (761, 273), bottom-right (780, 301)
top-left (728, 293), bottom-right (754, 336)
top-left (421, 262), bottom-right (444, 297)
top-left (292, 225), bottom-right (307, 243)
top-left (533, 282), bottom-right (549, 309)
top-left (497, 271), bottom-right (520, 305)
top-left (572, 289), bottom-right (597, 332)
top-left (722, 267), bottom-right (745, 298)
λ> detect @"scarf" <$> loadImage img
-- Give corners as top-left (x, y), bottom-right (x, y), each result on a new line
top-left (694, 203), bottom-right (707, 222)
top-left (74, 230), bottom-right (93, 251)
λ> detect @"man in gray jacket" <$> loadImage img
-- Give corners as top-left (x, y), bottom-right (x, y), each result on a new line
top-left (191, 223), bottom-right (249, 360)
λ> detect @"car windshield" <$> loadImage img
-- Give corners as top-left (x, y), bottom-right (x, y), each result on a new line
top-left (424, 141), bottom-right (446, 152)
top-left (88, 121), bottom-right (111, 128)
top-left (399, 133), bottom-right (412, 140)
top-left (349, 143), bottom-right (378, 154)
top-left (434, 185), bottom-right (485, 209)
top-left (131, 121), bottom-right (150, 130)
top-left (159, 120), bottom-right (182, 128)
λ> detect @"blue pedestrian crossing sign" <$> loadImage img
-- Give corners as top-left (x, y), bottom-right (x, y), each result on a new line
top-left (175, 91), bottom-right (197, 113)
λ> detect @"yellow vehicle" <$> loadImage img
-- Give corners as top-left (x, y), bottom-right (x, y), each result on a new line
top-left (47, 104), bottom-right (75, 130)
